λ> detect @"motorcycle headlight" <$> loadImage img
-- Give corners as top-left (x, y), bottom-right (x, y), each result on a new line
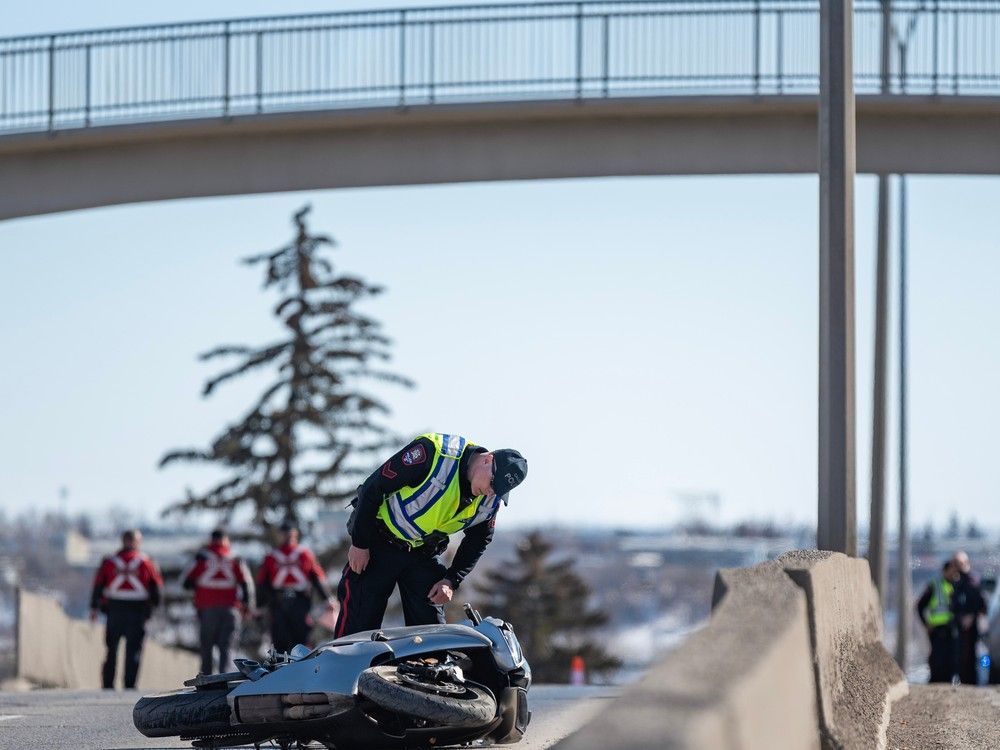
top-left (502, 627), bottom-right (523, 665)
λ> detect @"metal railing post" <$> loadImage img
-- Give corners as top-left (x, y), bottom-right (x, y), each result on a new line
top-left (953, 10), bottom-right (960, 93)
top-left (429, 22), bottom-right (436, 104)
top-left (47, 35), bottom-right (55, 132)
top-left (399, 10), bottom-right (407, 106)
top-left (575, 2), bottom-right (584, 99)
top-left (777, 12), bottom-right (784, 93)
top-left (900, 40), bottom-right (908, 94)
top-left (933, 0), bottom-right (939, 93)
top-left (223, 22), bottom-right (231, 117)
top-left (601, 14), bottom-right (610, 97)
top-left (255, 31), bottom-right (263, 113)
top-left (84, 43), bottom-right (92, 127)
top-left (753, 0), bottom-right (761, 94)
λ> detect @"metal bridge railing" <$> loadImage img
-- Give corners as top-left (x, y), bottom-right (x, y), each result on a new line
top-left (2, 1), bottom-right (999, 135)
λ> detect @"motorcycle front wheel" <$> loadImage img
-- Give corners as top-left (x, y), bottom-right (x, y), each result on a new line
top-left (357, 665), bottom-right (497, 728)
top-left (133, 688), bottom-right (232, 738)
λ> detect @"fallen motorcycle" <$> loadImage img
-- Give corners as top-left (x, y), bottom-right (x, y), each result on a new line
top-left (133, 605), bottom-right (531, 749)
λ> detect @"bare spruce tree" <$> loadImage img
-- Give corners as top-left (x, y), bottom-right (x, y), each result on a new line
top-left (161, 205), bottom-right (412, 531)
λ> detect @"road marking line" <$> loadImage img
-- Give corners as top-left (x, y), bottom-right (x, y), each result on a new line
top-left (0, 715), bottom-right (24, 722)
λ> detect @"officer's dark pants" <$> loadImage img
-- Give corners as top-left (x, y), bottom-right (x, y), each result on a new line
top-left (270, 592), bottom-right (313, 654)
top-left (958, 625), bottom-right (979, 684)
top-left (102, 603), bottom-right (147, 689)
top-left (928, 625), bottom-right (957, 683)
top-left (334, 537), bottom-right (448, 637)
top-left (198, 606), bottom-right (238, 675)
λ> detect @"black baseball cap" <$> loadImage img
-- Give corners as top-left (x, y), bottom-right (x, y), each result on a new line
top-left (491, 449), bottom-right (527, 503)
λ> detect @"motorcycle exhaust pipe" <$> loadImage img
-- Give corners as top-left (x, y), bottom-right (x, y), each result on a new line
top-left (283, 704), bottom-right (333, 720)
top-left (236, 693), bottom-right (352, 723)
top-left (282, 693), bottom-right (330, 705)
top-left (282, 693), bottom-right (334, 720)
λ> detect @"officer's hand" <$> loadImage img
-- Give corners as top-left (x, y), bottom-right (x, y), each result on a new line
top-left (428, 579), bottom-right (454, 605)
top-left (348, 545), bottom-right (370, 574)
top-left (89, 608), bottom-right (98, 624)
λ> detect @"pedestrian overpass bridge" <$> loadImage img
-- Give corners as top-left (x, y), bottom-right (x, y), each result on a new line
top-left (2, 0), bottom-right (1000, 220)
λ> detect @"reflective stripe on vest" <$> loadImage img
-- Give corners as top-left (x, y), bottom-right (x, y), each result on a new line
top-left (104, 555), bottom-right (150, 601)
top-left (926, 577), bottom-right (954, 627)
top-left (270, 548), bottom-right (309, 591)
top-left (377, 433), bottom-right (499, 545)
top-left (196, 550), bottom-right (237, 590)
top-left (461, 493), bottom-right (503, 530)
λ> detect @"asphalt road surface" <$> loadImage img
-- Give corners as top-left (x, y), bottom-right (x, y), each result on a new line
top-left (887, 684), bottom-right (1000, 749)
top-left (0, 686), bottom-right (617, 750)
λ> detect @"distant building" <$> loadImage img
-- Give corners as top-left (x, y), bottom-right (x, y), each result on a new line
top-left (61, 529), bottom-right (91, 567)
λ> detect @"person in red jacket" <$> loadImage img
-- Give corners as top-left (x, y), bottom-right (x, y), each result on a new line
top-left (181, 529), bottom-right (255, 675)
top-left (256, 522), bottom-right (336, 653)
top-left (89, 529), bottom-right (163, 689)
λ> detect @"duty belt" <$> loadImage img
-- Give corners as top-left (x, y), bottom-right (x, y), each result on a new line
top-left (376, 522), bottom-right (447, 556)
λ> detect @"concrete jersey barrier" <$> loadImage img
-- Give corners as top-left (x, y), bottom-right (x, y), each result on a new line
top-left (15, 588), bottom-right (198, 690)
top-left (778, 551), bottom-right (907, 750)
top-left (557, 559), bottom-right (819, 750)
top-left (556, 550), bottom-right (906, 750)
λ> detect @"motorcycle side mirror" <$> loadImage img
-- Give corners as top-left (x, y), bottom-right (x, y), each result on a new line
top-left (463, 603), bottom-right (483, 625)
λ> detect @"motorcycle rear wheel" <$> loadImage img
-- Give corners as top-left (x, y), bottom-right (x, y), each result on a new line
top-left (133, 688), bottom-right (232, 738)
top-left (358, 665), bottom-right (497, 728)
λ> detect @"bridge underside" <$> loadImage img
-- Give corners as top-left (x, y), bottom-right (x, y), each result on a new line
top-left (1, 95), bottom-right (998, 221)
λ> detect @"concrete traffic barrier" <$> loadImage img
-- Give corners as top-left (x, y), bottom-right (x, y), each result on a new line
top-left (556, 550), bottom-right (907, 750)
top-left (778, 551), bottom-right (907, 750)
top-left (557, 560), bottom-right (819, 750)
top-left (16, 588), bottom-right (198, 690)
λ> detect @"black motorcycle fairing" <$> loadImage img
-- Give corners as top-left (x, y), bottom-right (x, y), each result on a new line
top-left (326, 622), bottom-right (492, 649)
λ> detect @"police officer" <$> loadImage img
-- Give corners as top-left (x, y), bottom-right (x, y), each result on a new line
top-left (256, 522), bottom-right (336, 653)
top-left (334, 433), bottom-right (527, 637)
top-left (89, 529), bottom-right (163, 689)
top-left (951, 550), bottom-right (987, 684)
top-left (916, 559), bottom-right (960, 683)
top-left (181, 529), bottom-right (255, 675)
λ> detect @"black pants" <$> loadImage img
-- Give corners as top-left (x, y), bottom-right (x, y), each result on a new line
top-left (270, 593), bottom-right (313, 654)
top-left (102, 603), bottom-right (147, 689)
top-left (334, 537), bottom-right (448, 637)
top-left (958, 625), bottom-right (979, 685)
top-left (928, 625), bottom-right (956, 683)
top-left (198, 607), bottom-right (238, 675)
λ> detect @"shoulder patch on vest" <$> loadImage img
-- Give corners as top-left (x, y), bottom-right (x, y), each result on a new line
top-left (402, 444), bottom-right (427, 466)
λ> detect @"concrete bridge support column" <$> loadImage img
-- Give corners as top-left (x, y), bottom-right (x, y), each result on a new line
top-left (818, 0), bottom-right (857, 556)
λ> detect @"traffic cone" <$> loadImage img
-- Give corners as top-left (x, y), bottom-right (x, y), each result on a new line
top-left (570, 654), bottom-right (585, 686)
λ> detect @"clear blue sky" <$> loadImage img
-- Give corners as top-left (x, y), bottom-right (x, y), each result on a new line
top-left (1, 2), bottom-right (998, 534)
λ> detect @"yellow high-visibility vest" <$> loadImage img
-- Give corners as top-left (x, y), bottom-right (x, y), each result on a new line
top-left (377, 433), bottom-right (501, 546)
top-left (925, 577), bottom-right (954, 628)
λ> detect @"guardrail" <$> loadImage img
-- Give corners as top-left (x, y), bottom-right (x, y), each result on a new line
top-left (2, 1), bottom-right (999, 135)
